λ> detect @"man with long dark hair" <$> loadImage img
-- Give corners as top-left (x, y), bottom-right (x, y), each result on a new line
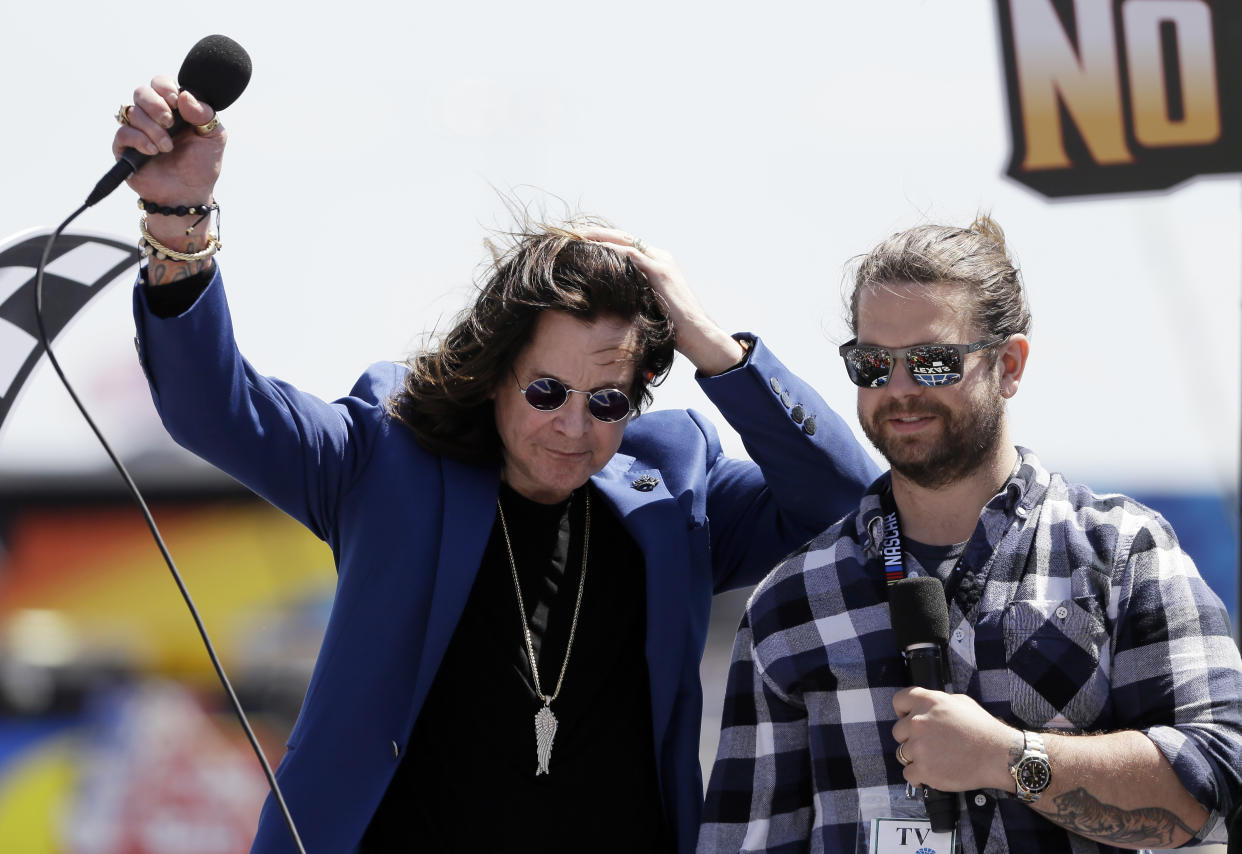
top-left (112, 79), bottom-right (878, 852)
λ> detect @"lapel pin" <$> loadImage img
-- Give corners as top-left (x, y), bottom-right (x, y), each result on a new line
top-left (631, 474), bottom-right (659, 492)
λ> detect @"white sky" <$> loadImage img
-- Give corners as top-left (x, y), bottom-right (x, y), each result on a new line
top-left (1, 0), bottom-right (1238, 499)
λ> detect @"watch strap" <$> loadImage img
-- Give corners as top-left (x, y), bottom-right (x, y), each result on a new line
top-left (1012, 730), bottom-right (1051, 803)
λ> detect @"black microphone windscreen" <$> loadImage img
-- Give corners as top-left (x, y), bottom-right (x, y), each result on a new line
top-left (178, 35), bottom-right (252, 111)
top-left (890, 576), bottom-right (950, 648)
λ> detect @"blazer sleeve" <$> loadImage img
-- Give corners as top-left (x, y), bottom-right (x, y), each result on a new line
top-left (696, 333), bottom-right (879, 591)
top-left (132, 265), bottom-right (393, 543)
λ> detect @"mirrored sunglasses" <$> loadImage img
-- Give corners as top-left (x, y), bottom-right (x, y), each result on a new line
top-left (838, 337), bottom-right (1006, 388)
top-left (515, 375), bottom-right (634, 423)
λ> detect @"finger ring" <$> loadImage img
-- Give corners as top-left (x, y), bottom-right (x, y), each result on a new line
top-left (194, 115), bottom-right (220, 136)
top-left (631, 236), bottom-right (649, 256)
top-left (116, 105), bottom-right (132, 127)
top-left (896, 743), bottom-right (911, 766)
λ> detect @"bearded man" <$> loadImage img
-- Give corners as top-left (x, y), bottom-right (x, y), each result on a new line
top-left (698, 217), bottom-right (1242, 853)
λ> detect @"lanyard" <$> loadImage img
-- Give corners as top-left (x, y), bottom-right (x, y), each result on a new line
top-left (877, 487), bottom-right (909, 588)
top-left (876, 486), bottom-right (968, 609)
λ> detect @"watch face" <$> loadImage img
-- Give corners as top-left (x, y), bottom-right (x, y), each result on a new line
top-left (1018, 757), bottom-right (1052, 793)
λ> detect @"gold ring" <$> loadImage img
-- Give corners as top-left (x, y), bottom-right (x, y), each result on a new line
top-left (116, 105), bottom-right (132, 127)
top-left (194, 115), bottom-right (220, 136)
top-left (896, 743), bottom-right (911, 766)
top-left (632, 236), bottom-right (649, 256)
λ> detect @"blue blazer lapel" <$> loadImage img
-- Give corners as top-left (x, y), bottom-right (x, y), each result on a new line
top-left (412, 458), bottom-right (500, 712)
top-left (593, 455), bottom-right (693, 771)
top-left (401, 452), bottom-right (693, 781)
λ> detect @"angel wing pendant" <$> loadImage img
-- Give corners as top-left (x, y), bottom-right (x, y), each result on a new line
top-left (534, 703), bottom-right (558, 775)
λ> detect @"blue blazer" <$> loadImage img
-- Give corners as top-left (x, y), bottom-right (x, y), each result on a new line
top-left (133, 268), bottom-right (878, 853)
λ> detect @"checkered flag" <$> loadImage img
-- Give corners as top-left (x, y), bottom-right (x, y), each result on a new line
top-left (0, 229), bottom-right (140, 435)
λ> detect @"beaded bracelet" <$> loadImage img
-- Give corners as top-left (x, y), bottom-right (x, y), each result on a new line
top-left (137, 198), bottom-right (219, 235)
top-left (139, 214), bottom-right (221, 263)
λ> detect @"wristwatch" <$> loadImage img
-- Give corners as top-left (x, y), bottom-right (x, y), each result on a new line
top-left (1009, 730), bottom-right (1052, 803)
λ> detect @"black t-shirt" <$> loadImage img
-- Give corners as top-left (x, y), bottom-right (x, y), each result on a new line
top-left (903, 537), bottom-right (967, 586)
top-left (903, 537), bottom-right (986, 614)
top-left (361, 482), bottom-right (669, 852)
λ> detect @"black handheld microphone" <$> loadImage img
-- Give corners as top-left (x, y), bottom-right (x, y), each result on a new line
top-left (85, 34), bottom-right (251, 207)
top-left (890, 575), bottom-right (958, 833)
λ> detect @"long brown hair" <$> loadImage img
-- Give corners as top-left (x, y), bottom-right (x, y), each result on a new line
top-left (388, 220), bottom-right (675, 466)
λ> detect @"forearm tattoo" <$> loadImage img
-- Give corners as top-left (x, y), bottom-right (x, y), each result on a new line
top-left (147, 240), bottom-right (212, 286)
top-left (1047, 787), bottom-right (1196, 847)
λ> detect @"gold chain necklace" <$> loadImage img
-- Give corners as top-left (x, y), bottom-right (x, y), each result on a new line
top-left (495, 489), bottom-right (590, 776)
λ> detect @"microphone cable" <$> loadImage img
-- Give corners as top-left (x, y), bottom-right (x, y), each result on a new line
top-left (32, 205), bottom-right (308, 854)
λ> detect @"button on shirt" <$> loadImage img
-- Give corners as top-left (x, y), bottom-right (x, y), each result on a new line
top-left (698, 448), bottom-right (1242, 854)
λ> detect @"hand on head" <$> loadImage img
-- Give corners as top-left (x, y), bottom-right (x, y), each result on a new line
top-left (575, 226), bottom-right (745, 375)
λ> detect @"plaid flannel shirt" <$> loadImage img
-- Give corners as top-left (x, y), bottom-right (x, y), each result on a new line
top-left (699, 448), bottom-right (1242, 854)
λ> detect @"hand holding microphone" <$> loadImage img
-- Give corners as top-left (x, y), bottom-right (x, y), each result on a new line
top-left (97, 35), bottom-right (250, 281)
top-left (92, 34), bottom-right (251, 208)
top-left (890, 577), bottom-right (1024, 831)
top-left (111, 81), bottom-right (225, 205)
top-left (890, 576), bottom-right (958, 832)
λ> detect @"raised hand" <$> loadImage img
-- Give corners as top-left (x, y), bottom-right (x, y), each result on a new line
top-left (576, 226), bottom-right (747, 376)
top-left (113, 75), bottom-right (225, 209)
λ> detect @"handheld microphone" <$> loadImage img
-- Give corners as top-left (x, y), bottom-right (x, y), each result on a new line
top-left (85, 34), bottom-right (251, 207)
top-left (890, 575), bottom-right (958, 833)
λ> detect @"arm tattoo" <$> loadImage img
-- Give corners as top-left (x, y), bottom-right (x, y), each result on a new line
top-left (1048, 787), bottom-right (1196, 847)
top-left (149, 261), bottom-right (170, 285)
top-left (147, 242), bottom-right (212, 286)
